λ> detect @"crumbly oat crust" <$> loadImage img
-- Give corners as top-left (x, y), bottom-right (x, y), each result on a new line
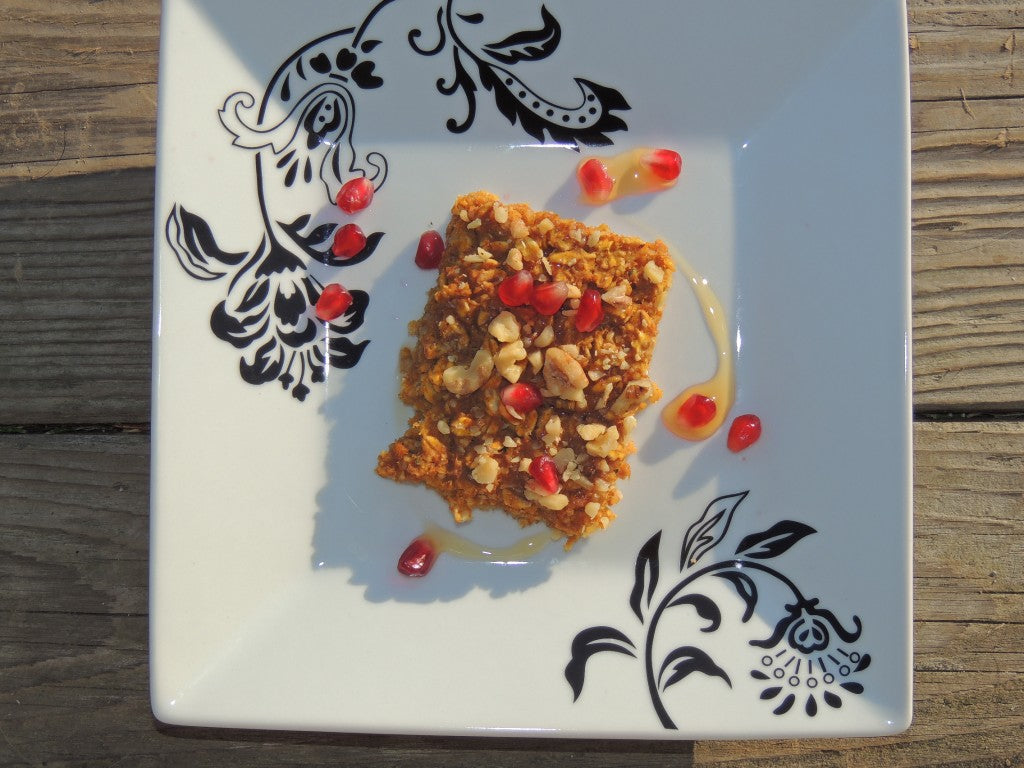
top-left (376, 191), bottom-right (674, 545)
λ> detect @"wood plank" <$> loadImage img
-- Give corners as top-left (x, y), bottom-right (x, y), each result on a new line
top-left (0, 0), bottom-right (159, 94)
top-left (0, 423), bottom-right (1021, 765)
top-left (910, 27), bottom-right (1024, 102)
top-left (0, 0), bottom-right (159, 182)
top-left (908, 1), bottom-right (1024, 31)
top-left (0, 169), bottom-right (153, 424)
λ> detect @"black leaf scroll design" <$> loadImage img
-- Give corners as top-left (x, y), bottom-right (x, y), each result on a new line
top-left (407, 2), bottom-right (629, 147)
top-left (565, 491), bottom-right (873, 730)
top-left (166, 0), bottom-right (630, 400)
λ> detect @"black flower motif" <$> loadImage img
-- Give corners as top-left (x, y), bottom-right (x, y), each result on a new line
top-left (566, 491), bottom-right (873, 729)
top-left (749, 597), bottom-right (869, 717)
top-left (166, 1), bottom-right (631, 400)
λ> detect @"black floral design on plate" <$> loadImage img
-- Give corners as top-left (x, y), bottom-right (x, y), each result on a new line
top-left (165, 0), bottom-right (630, 401)
top-left (565, 492), bottom-right (870, 729)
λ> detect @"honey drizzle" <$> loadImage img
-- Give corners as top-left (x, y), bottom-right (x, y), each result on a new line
top-left (579, 147), bottom-right (677, 204)
top-left (422, 522), bottom-right (558, 564)
top-left (661, 252), bottom-right (735, 441)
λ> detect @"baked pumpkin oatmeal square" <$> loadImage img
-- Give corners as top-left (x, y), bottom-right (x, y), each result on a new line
top-left (376, 191), bottom-right (674, 546)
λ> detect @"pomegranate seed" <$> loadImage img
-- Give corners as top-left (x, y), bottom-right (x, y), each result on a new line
top-left (577, 158), bottom-right (614, 202)
top-left (574, 288), bottom-right (604, 332)
top-left (677, 393), bottom-right (717, 428)
top-left (336, 177), bottom-right (374, 214)
top-left (530, 280), bottom-right (568, 315)
top-left (641, 148), bottom-right (683, 181)
top-left (498, 269), bottom-right (534, 307)
top-left (501, 382), bottom-right (543, 413)
top-left (315, 283), bottom-right (353, 321)
top-left (727, 414), bottom-right (762, 453)
top-left (529, 455), bottom-right (560, 495)
top-left (331, 223), bottom-right (367, 259)
top-left (397, 535), bottom-right (438, 577)
top-left (414, 230), bottom-right (444, 269)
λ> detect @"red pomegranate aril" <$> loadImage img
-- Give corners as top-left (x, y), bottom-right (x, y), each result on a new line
top-left (530, 280), bottom-right (568, 315)
top-left (677, 393), bottom-right (717, 428)
top-left (336, 176), bottom-right (374, 214)
top-left (727, 414), bottom-right (762, 453)
top-left (501, 382), bottom-right (543, 414)
top-left (577, 158), bottom-right (614, 202)
top-left (575, 288), bottom-right (604, 332)
top-left (397, 535), bottom-right (438, 577)
top-left (331, 223), bottom-right (367, 259)
top-left (641, 148), bottom-right (683, 181)
top-left (529, 455), bottom-right (560, 495)
top-left (315, 283), bottom-right (353, 321)
top-left (498, 269), bottom-right (534, 307)
top-left (414, 230), bottom-right (444, 269)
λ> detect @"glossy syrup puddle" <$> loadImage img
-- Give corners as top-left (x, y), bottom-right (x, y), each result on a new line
top-left (423, 522), bottom-right (559, 564)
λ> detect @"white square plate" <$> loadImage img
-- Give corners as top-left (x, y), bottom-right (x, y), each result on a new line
top-left (151, 0), bottom-right (912, 738)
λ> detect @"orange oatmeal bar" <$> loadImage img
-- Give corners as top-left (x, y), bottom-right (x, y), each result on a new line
top-left (376, 191), bottom-right (674, 545)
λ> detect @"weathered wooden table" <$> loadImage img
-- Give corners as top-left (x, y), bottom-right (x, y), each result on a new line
top-left (2, 1), bottom-right (1022, 765)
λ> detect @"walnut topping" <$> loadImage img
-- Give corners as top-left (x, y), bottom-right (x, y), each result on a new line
top-left (527, 349), bottom-right (543, 373)
top-left (602, 281), bottom-right (632, 307)
top-left (442, 349), bottom-right (494, 395)
top-left (609, 378), bottom-right (655, 417)
top-left (488, 311), bottom-right (520, 342)
top-left (538, 217), bottom-right (555, 234)
top-left (643, 260), bottom-right (665, 284)
top-left (542, 414), bottom-right (563, 449)
top-left (492, 203), bottom-right (509, 224)
top-left (495, 339), bottom-right (527, 383)
top-left (543, 347), bottom-right (588, 404)
top-left (576, 423), bottom-right (606, 442)
top-left (471, 454), bottom-right (500, 485)
top-left (524, 485), bottom-right (570, 510)
top-left (437, 419), bottom-right (451, 435)
top-left (467, 217), bottom-right (483, 230)
top-left (552, 447), bottom-right (576, 472)
top-left (533, 324), bottom-right (555, 348)
top-left (505, 247), bottom-right (524, 271)
top-left (585, 502), bottom-right (601, 519)
top-left (585, 425), bottom-right (620, 457)
top-left (510, 218), bottom-right (530, 240)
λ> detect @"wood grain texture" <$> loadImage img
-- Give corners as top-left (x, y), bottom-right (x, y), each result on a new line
top-left (1, 424), bottom-right (1022, 766)
top-left (0, 169), bottom-right (153, 424)
top-left (0, 0), bottom-right (159, 181)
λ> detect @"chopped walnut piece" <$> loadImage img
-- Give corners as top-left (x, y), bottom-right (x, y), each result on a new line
top-left (644, 260), bottom-right (666, 284)
top-left (543, 347), bottom-right (587, 404)
top-left (602, 281), bottom-right (632, 307)
top-left (495, 339), bottom-right (527, 383)
top-left (576, 423), bottom-right (606, 442)
top-left (488, 311), bottom-right (520, 342)
top-left (442, 349), bottom-right (494, 395)
top-left (524, 486), bottom-right (570, 510)
top-left (533, 324), bottom-right (555, 348)
top-left (471, 455), bottom-right (500, 485)
top-left (505, 247), bottom-right (524, 271)
top-left (609, 378), bottom-right (655, 418)
top-left (585, 425), bottom-right (621, 458)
